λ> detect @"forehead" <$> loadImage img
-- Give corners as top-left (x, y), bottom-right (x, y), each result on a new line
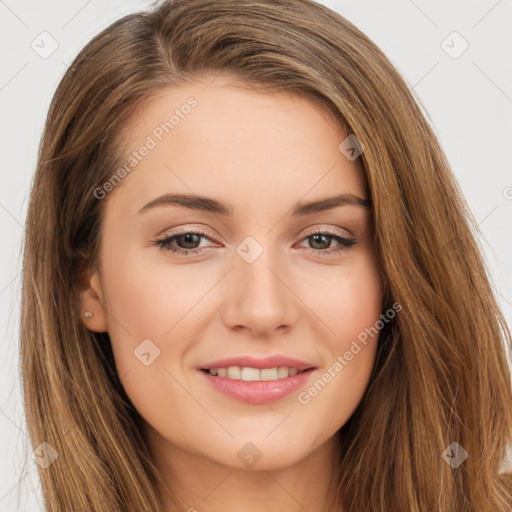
top-left (106, 78), bottom-right (367, 220)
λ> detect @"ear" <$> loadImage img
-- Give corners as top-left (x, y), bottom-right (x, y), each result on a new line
top-left (78, 265), bottom-right (109, 333)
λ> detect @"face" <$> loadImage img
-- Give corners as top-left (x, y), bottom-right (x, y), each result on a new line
top-left (81, 76), bottom-right (383, 473)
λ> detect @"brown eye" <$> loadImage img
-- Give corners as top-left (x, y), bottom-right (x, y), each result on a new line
top-left (174, 233), bottom-right (202, 249)
top-left (298, 230), bottom-right (357, 254)
top-left (156, 230), bottom-right (213, 255)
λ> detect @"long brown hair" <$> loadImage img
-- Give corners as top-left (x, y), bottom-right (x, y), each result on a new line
top-left (20, 0), bottom-right (512, 510)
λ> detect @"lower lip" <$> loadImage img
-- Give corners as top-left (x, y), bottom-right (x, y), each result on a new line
top-left (199, 368), bottom-right (315, 404)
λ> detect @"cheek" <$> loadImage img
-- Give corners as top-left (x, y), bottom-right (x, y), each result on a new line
top-left (298, 252), bottom-right (383, 346)
top-left (99, 249), bottom-right (224, 399)
top-left (102, 252), bottom-right (207, 342)
top-left (98, 255), bottom-right (201, 427)
top-left (292, 255), bottom-right (383, 419)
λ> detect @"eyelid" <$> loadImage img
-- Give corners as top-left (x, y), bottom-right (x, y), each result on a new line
top-left (157, 224), bottom-right (218, 241)
top-left (301, 224), bottom-right (354, 240)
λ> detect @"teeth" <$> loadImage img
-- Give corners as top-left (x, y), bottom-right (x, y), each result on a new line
top-left (260, 367), bottom-right (278, 381)
top-left (277, 366), bottom-right (289, 379)
top-left (241, 367), bottom-right (260, 381)
top-left (207, 366), bottom-right (301, 381)
top-left (227, 366), bottom-right (242, 379)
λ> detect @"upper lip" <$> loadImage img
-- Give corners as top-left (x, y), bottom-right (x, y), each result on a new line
top-left (200, 355), bottom-right (316, 372)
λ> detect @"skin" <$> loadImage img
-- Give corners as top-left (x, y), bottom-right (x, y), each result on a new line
top-left (80, 75), bottom-right (383, 512)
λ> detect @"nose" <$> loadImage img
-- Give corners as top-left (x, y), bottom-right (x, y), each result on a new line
top-left (220, 247), bottom-right (299, 337)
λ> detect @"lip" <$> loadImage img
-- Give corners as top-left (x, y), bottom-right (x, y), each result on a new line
top-left (199, 367), bottom-right (316, 404)
top-left (199, 355), bottom-right (315, 372)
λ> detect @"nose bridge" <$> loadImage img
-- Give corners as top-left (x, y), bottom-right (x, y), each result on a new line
top-left (242, 250), bottom-right (283, 300)
top-left (222, 234), bottom-right (297, 335)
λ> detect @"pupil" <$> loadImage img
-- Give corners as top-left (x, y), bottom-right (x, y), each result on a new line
top-left (179, 233), bottom-right (200, 249)
top-left (310, 234), bottom-right (329, 249)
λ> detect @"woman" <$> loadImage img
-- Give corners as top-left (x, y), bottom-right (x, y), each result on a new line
top-left (20, 0), bottom-right (512, 510)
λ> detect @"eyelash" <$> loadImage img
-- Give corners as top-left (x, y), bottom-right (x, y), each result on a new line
top-left (155, 228), bottom-right (357, 257)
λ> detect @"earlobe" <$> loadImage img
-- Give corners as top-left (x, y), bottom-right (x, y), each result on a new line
top-left (79, 268), bottom-right (108, 333)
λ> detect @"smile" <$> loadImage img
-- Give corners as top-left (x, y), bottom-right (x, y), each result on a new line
top-left (199, 367), bottom-right (316, 404)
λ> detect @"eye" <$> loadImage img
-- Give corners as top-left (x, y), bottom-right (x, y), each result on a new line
top-left (155, 228), bottom-right (215, 255)
top-left (154, 227), bottom-right (357, 257)
top-left (296, 229), bottom-right (357, 255)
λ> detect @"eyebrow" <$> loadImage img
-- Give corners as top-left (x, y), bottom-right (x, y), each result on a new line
top-left (138, 192), bottom-right (372, 216)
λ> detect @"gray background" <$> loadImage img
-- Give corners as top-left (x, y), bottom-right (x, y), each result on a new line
top-left (1, 0), bottom-right (511, 509)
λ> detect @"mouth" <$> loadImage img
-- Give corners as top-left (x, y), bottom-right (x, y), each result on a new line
top-left (198, 365), bottom-right (317, 404)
